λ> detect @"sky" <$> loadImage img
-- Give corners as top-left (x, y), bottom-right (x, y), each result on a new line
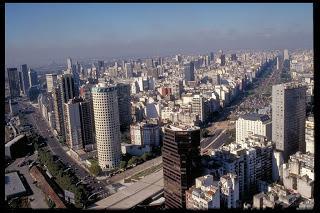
top-left (5, 3), bottom-right (313, 67)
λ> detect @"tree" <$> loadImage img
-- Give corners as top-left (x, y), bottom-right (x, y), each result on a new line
top-left (201, 129), bottom-right (210, 138)
top-left (141, 152), bottom-right (152, 162)
top-left (89, 163), bottom-right (102, 176)
top-left (127, 156), bottom-right (139, 167)
top-left (120, 161), bottom-right (127, 170)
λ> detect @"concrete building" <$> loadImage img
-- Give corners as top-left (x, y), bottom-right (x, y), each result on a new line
top-left (7, 68), bottom-right (20, 98)
top-left (184, 62), bottom-right (195, 82)
top-left (52, 86), bottom-right (65, 139)
top-left (46, 73), bottom-right (58, 93)
top-left (92, 83), bottom-right (121, 169)
top-left (125, 62), bottom-right (133, 78)
top-left (116, 83), bottom-right (132, 130)
top-left (28, 69), bottom-right (38, 87)
top-left (282, 152), bottom-right (314, 199)
top-left (19, 64), bottom-right (30, 95)
top-left (284, 49), bottom-right (289, 61)
top-left (236, 113), bottom-right (272, 143)
top-left (130, 121), bottom-right (160, 147)
top-left (219, 173), bottom-right (240, 208)
top-left (253, 184), bottom-right (301, 209)
top-left (208, 134), bottom-right (273, 201)
top-left (305, 116), bottom-right (314, 154)
top-left (272, 83), bottom-right (306, 162)
top-left (185, 175), bottom-right (220, 209)
top-left (5, 172), bottom-right (27, 201)
top-left (163, 124), bottom-right (201, 208)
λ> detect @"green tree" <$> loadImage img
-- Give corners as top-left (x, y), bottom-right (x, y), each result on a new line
top-left (127, 156), bottom-right (139, 167)
top-left (89, 163), bottom-right (102, 176)
top-left (141, 152), bottom-right (152, 162)
top-left (120, 161), bottom-right (127, 169)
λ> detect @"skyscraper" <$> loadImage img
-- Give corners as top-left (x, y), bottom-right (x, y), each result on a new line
top-left (28, 68), bottom-right (38, 87)
top-left (92, 83), bottom-right (121, 169)
top-left (20, 64), bottom-right (30, 95)
top-left (116, 83), bottom-right (132, 131)
top-left (64, 97), bottom-right (95, 151)
top-left (125, 63), bottom-right (133, 78)
top-left (52, 86), bottom-right (65, 139)
top-left (60, 73), bottom-right (78, 103)
top-left (210, 52), bottom-right (214, 62)
top-left (163, 125), bottom-right (201, 209)
top-left (97, 60), bottom-right (104, 79)
top-left (7, 68), bottom-right (20, 98)
top-left (272, 83), bottom-right (306, 161)
top-left (284, 49), bottom-right (289, 61)
top-left (46, 73), bottom-right (58, 93)
top-left (67, 57), bottom-right (73, 70)
top-left (220, 54), bottom-right (226, 66)
top-left (184, 62), bottom-right (195, 82)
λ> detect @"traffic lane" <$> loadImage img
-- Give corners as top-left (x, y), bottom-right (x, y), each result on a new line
top-left (200, 129), bottom-right (223, 149)
top-left (210, 132), bottom-right (229, 150)
top-left (31, 116), bottom-right (109, 193)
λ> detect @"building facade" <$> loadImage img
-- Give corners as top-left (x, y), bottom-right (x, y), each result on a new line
top-left (7, 68), bottom-right (20, 98)
top-left (236, 113), bottom-right (272, 143)
top-left (163, 125), bottom-right (201, 209)
top-left (92, 83), bottom-right (121, 169)
top-left (272, 83), bottom-right (306, 162)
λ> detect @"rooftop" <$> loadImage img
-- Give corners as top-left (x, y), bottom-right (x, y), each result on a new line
top-left (239, 113), bottom-right (270, 122)
top-left (90, 169), bottom-right (164, 210)
top-left (5, 172), bottom-right (27, 201)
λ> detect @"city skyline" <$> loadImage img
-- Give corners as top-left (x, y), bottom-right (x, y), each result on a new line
top-left (5, 3), bottom-right (313, 67)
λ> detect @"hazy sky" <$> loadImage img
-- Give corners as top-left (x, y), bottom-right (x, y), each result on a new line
top-left (5, 3), bottom-right (313, 67)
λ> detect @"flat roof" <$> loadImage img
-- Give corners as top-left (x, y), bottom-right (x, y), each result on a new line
top-left (5, 172), bottom-right (27, 200)
top-left (90, 169), bottom-right (164, 210)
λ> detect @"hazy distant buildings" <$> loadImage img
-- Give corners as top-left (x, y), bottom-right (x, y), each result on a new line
top-left (92, 83), bottom-right (121, 169)
top-left (7, 68), bottom-right (20, 98)
top-left (272, 83), bottom-right (306, 161)
top-left (163, 125), bottom-right (201, 209)
top-left (125, 62), bottom-right (133, 78)
top-left (236, 113), bottom-right (272, 143)
top-left (220, 54), bottom-right (226, 66)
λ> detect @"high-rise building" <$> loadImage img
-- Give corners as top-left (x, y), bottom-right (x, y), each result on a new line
top-left (125, 62), bottom-right (133, 78)
top-left (219, 173), bottom-right (240, 208)
top-left (7, 68), bottom-right (20, 98)
top-left (60, 73), bottom-right (78, 103)
top-left (284, 49), bottom-right (289, 61)
top-left (67, 57), bottom-right (73, 70)
top-left (92, 83), bottom-right (121, 169)
top-left (272, 83), bottom-right (306, 161)
top-left (28, 69), bottom-right (38, 87)
top-left (163, 125), bottom-right (201, 209)
top-left (64, 97), bottom-right (95, 151)
top-left (46, 74), bottom-right (58, 93)
top-left (116, 83), bottom-right (132, 130)
top-left (305, 116), bottom-right (314, 154)
top-left (210, 52), bottom-right (214, 62)
top-left (191, 94), bottom-right (205, 122)
top-left (97, 60), bottom-right (104, 79)
top-left (184, 62), bottom-right (195, 82)
top-left (220, 54), bottom-right (226, 66)
top-left (236, 113), bottom-right (272, 143)
top-left (209, 134), bottom-right (273, 201)
top-left (20, 64), bottom-right (30, 95)
top-left (52, 86), bottom-right (65, 139)
top-left (231, 54), bottom-right (237, 61)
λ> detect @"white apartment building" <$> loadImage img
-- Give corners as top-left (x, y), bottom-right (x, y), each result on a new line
top-left (305, 116), bottom-right (314, 154)
top-left (92, 83), bottom-right (121, 169)
top-left (282, 151), bottom-right (314, 199)
top-left (130, 121), bottom-right (160, 147)
top-left (186, 175), bottom-right (220, 209)
top-left (236, 113), bottom-right (272, 143)
top-left (219, 173), bottom-right (240, 208)
top-left (45, 73), bottom-right (58, 93)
